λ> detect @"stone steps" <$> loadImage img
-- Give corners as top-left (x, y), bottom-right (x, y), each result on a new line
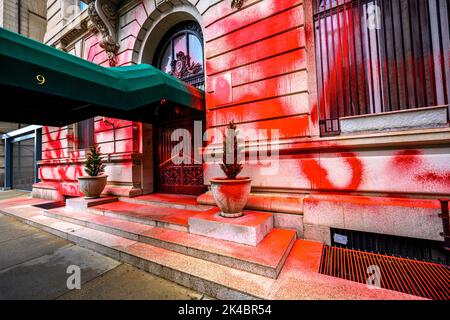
top-left (44, 207), bottom-right (296, 278)
top-left (6, 207), bottom-right (274, 299)
top-left (0, 198), bottom-right (419, 300)
top-left (84, 200), bottom-right (216, 232)
top-left (119, 194), bottom-right (214, 212)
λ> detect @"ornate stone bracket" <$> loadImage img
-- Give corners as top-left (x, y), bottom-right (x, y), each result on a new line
top-left (231, 0), bottom-right (245, 9)
top-left (87, 0), bottom-right (120, 66)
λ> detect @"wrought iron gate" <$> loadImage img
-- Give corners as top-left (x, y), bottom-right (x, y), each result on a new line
top-left (155, 116), bottom-right (206, 196)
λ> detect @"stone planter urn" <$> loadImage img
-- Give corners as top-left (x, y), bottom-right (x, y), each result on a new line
top-left (78, 175), bottom-right (108, 199)
top-left (210, 121), bottom-right (251, 218)
top-left (78, 144), bottom-right (107, 199)
top-left (210, 177), bottom-right (252, 218)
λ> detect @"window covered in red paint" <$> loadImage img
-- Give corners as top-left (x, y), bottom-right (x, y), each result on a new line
top-left (77, 118), bottom-right (94, 149)
top-left (314, 0), bottom-right (449, 135)
top-left (154, 21), bottom-right (205, 90)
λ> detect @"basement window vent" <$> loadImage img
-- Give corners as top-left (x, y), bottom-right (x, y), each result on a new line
top-left (330, 228), bottom-right (449, 265)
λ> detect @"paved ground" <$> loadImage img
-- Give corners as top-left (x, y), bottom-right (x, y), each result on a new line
top-left (0, 190), bottom-right (206, 300)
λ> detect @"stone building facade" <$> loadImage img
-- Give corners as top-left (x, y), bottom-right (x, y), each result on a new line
top-left (0, 0), bottom-right (47, 40)
top-left (31, 0), bottom-right (449, 248)
top-left (0, 0), bottom-right (47, 187)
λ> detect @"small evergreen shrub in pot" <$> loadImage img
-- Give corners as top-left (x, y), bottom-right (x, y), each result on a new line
top-left (210, 121), bottom-right (251, 218)
top-left (77, 144), bottom-right (108, 199)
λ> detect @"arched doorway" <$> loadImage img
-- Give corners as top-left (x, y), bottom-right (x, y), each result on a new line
top-left (154, 21), bottom-right (205, 90)
top-left (152, 21), bottom-right (206, 196)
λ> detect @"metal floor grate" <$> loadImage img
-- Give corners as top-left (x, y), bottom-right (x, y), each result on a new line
top-left (320, 246), bottom-right (450, 300)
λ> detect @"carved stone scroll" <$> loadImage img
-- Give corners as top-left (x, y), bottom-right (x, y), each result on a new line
top-left (87, 0), bottom-right (120, 66)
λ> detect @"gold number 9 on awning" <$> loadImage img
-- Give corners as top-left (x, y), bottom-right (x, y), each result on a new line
top-left (36, 74), bottom-right (45, 85)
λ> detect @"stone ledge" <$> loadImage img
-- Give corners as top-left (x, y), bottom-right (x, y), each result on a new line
top-left (32, 182), bottom-right (142, 200)
top-left (340, 105), bottom-right (449, 135)
top-left (103, 185), bottom-right (143, 198)
top-left (32, 182), bottom-right (65, 201)
top-left (204, 127), bottom-right (450, 156)
top-left (66, 196), bottom-right (118, 211)
top-left (38, 152), bottom-right (142, 165)
top-left (303, 194), bottom-right (442, 242)
top-left (189, 211), bottom-right (274, 246)
top-left (273, 212), bottom-right (304, 238)
top-left (197, 192), bottom-right (305, 214)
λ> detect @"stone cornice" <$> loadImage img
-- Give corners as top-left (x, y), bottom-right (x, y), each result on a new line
top-left (203, 127), bottom-right (450, 156)
top-left (45, 9), bottom-right (92, 48)
top-left (87, 0), bottom-right (122, 66)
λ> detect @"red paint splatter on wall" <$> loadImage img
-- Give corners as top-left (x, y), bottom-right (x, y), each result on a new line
top-left (40, 126), bottom-right (82, 183)
top-left (300, 150), bottom-right (363, 191)
top-left (416, 172), bottom-right (450, 187)
top-left (391, 149), bottom-right (423, 168)
top-left (390, 149), bottom-right (450, 189)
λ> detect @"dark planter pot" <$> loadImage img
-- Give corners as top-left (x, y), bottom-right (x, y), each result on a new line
top-left (210, 177), bottom-right (252, 218)
top-left (77, 175), bottom-right (108, 199)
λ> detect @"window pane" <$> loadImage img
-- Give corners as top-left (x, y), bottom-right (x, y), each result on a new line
top-left (188, 34), bottom-right (203, 67)
top-left (173, 34), bottom-right (187, 55)
top-left (80, 1), bottom-right (88, 11)
top-left (160, 44), bottom-right (173, 73)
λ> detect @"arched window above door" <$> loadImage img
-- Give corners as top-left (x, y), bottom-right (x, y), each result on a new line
top-left (154, 21), bottom-right (204, 90)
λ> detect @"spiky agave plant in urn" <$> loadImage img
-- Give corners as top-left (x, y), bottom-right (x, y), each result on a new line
top-left (210, 121), bottom-right (251, 218)
top-left (77, 144), bottom-right (108, 199)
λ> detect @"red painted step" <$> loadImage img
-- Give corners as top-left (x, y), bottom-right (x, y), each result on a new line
top-left (119, 193), bottom-right (214, 212)
top-left (87, 200), bottom-right (219, 232)
top-left (44, 207), bottom-right (296, 278)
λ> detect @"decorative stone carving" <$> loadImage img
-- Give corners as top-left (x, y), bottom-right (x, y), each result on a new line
top-left (231, 0), bottom-right (245, 9)
top-left (87, 0), bottom-right (120, 66)
top-left (169, 51), bottom-right (202, 80)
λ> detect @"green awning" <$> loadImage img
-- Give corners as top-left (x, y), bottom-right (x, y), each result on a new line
top-left (0, 27), bottom-right (204, 126)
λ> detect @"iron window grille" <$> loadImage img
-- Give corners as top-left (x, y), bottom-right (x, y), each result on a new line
top-left (313, 0), bottom-right (449, 136)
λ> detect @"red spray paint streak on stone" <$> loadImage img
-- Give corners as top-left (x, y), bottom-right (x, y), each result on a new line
top-left (203, 1), bottom-right (450, 194)
top-left (416, 172), bottom-right (450, 187)
top-left (67, 131), bottom-right (83, 178)
top-left (40, 126), bottom-right (83, 197)
top-left (391, 149), bottom-right (450, 189)
top-left (298, 11), bottom-right (363, 191)
top-left (205, 0), bottom-right (310, 142)
top-left (391, 149), bottom-right (423, 168)
top-left (202, 0), bottom-right (363, 190)
top-left (300, 150), bottom-right (363, 191)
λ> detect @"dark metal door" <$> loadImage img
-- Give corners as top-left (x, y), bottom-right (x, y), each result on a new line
top-left (155, 116), bottom-right (206, 196)
top-left (12, 138), bottom-right (35, 191)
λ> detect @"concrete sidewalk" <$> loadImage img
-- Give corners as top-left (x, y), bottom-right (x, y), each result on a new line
top-left (0, 191), bottom-right (206, 300)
